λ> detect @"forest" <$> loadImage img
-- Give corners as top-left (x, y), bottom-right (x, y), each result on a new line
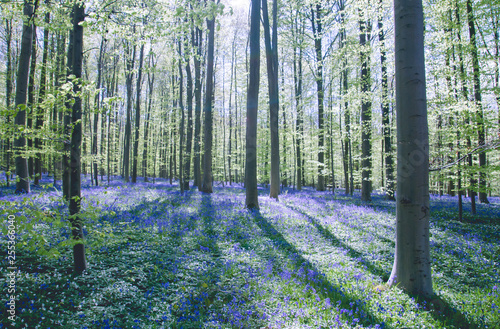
top-left (0, 0), bottom-right (499, 328)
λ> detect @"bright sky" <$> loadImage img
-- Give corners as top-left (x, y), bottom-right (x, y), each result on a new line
top-left (223, 0), bottom-right (250, 11)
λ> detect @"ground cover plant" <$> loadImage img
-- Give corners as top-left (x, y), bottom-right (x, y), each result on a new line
top-left (1, 177), bottom-right (499, 328)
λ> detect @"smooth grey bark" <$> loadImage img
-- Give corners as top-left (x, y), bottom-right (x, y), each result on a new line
top-left (178, 40), bottom-right (185, 194)
top-left (228, 33), bottom-right (237, 186)
top-left (69, 1), bottom-right (87, 273)
top-left (14, 0), bottom-right (34, 194)
top-left (201, 2), bottom-right (216, 194)
top-left (4, 19), bottom-right (13, 187)
top-left (123, 41), bottom-right (135, 183)
top-left (360, 9), bottom-right (372, 202)
top-left (339, 0), bottom-right (351, 195)
top-left (193, 27), bottom-right (203, 189)
top-left (452, 1), bottom-right (476, 213)
top-left (262, 0), bottom-right (280, 200)
top-left (143, 53), bottom-right (155, 182)
top-left (34, 12), bottom-right (50, 186)
top-left (466, 0), bottom-right (488, 204)
top-left (132, 43), bottom-right (145, 183)
top-left (378, 0), bottom-right (395, 200)
top-left (388, 0), bottom-right (433, 298)
top-left (92, 38), bottom-right (105, 186)
top-left (311, 3), bottom-right (325, 191)
top-left (27, 24), bottom-right (37, 179)
top-left (184, 39), bottom-right (194, 191)
top-left (246, 0), bottom-right (261, 209)
top-left (108, 54), bottom-right (119, 184)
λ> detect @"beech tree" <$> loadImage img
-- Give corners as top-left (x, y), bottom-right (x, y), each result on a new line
top-left (69, 0), bottom-right (87, 273)
top-left (201, 0), bottom-right (217, 194)
top-left (14, 0), bottom-right (34, 194)
top-left (388, 0), bottom-right (432, 297)
top-left (359, 4), bottom-right (372, 202)
top-left (311, 1), bottom-right (326, 192)
top-left (246, 0), bottom-right (260, 209)
top-left (262, 0), bottom-right (280, 200)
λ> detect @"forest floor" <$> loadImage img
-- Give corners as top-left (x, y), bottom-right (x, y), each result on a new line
top-left (0, 176), bottom-right (499, 329)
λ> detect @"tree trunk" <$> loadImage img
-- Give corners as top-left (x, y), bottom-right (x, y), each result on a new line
top-left (246, 0), bottom-right (261, 209)
top-left (378, 0), bottom-right (395, 200)
top-left (34, 12), bottom-right (50, 186)
top-left (14, 0), bottom-right (34, 194)
top-left (466, 0), bottom-right (488, 204)
top-left (228, 34), bottom-right (236, 186)
top-left (123, 41), bottom-right (135, 183)
top-left (184, 40), bottom-right (194, 191)
top-left (202, 3), bottom-right (216, 194)
top-left (311, 3), bottom-right (325, 191)
top-left (339, 0), bottom-right (351, 195)
top-left (61, 31), bottom-right (70, 200)
top-left (69, 1), bottom-right (87, 273)
top-left (454, 1), bottom-right (476, 214)
top-left (143, 52), bottom-right (155, 182)
top-left (27, 24), bottom-right (37, 179)
top-left (263, 0), bottom-right (280, 200)
top-left (193, 27), bottom-right (203, 189)
top-left (388, 0), bottom-right (432, 298)
top-left (4, 19), bottom-right (13, 187)
top-left (93, 38), bottom-right (105, 187)
top-left (132, 43), bottom-right (145, 183)
top-left (360, 8), bottom-right (372, 202)
top-left (178, 41), bottom-right (185, 194)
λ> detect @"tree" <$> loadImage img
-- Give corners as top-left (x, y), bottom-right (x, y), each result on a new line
top-left (293, 8), bottom-right (304, 191)
top-left (377, 0), bottom-right (395, 200)
top-left (4, 18), bottom-right (13, 187)
top-left (388, 0), bottom-right (432, 298)
top-left (262, 0), bottom-right (280, 200)
top-left (143, 51), bottom-right (156, 182)
top-left (132, 43), bottom-right (145, 183)
top-left (34, 10), bottom-right (51, 186)
top-left (359, 5), bottom-right (372, 202)
top-left (201, 0), bottom-right (217, 194)
top-left (246, 0), bottom-right (261, 209)
top-left (311, 2), bottom-right (325, 191)
top-left (123, 39), bottom-right (135, 183)
top-left (466, 0), bottom-right (488, 204)
top-left (92, 38), bottom-right (105, 186)
top-left (14, 0), bottom-right (35, 194)
top-left (193, 26), bottom-right (203, 189)
top-left (183, 35), bottom-right (194, 191)
top-left (69, 0), bottom-right (87, 273)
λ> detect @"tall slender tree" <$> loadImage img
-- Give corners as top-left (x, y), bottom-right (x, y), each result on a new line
top-left (34, 10), bottom-right (51, 186)
top-left (359, 6), bottom-right (372, 202)
top-left (388, 0), bottom-right (432, 298)
top-left (123, 39), bottom-right (136, 183)
top-left (184, 35), bottom-right (194, 191)
top-left (262, 0), bottom-right (280, 200)
top-left (69, 0), bottom-right (87, 273)
top-left (201, 0), bottom-right (216, 194)
top-left (466, 0), bottom-right (489, 204)
top-left (378, 0), bottom-right (395, 200)
top-left (311, 2), bottom-right (325, 191)
top-left (14, 0), bottom-right (35, 194)
top-left (4, 18), bottom-right (13, 187)
top-left (193, 26), bottom-right (203, 189)
top-left (132, 43), bottom-right (145, 183)
top-left (143, 51), bottom-right (156, 182)
top-left (293, 9), bottom-right (304, 191)
top-left (246, 0), bottom-right (261, 209)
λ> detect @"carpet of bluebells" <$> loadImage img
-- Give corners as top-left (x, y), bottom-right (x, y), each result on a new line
top-left (0, 175), bottom-right (499, 328)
